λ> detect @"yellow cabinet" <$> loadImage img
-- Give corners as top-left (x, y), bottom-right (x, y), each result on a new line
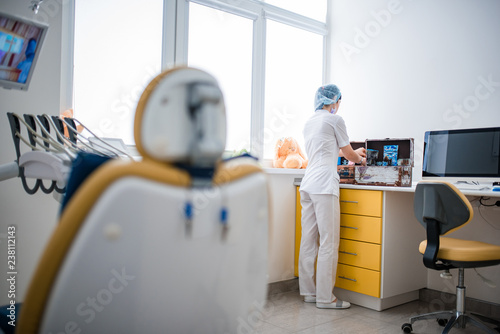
top-left (340, 214), bottom-right (382, 244)
top-left (339, 189), bottom-right (383, 217)
top-left (339, 239), bottom-right (381, 271)
top-left (336, 264), bottom-right (381, 297)
top-left (295, 187), bottom-right (383, 298)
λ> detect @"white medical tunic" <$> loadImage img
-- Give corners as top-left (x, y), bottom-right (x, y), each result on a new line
top-left (300, 110), bottom-right (350, 197)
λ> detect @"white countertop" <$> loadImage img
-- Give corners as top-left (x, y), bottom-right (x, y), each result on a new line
top-left (339, 183), bottom-right (416, 192)
top-left (263, 167), bottom-right (305, 175)
top-left (263, 167), bottom-right (499, 197)
top-left (339, 184), bottom-right (499, 197)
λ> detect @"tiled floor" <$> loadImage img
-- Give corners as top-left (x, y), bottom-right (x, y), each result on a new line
top-left (254, 290), bottom-right (499, 334)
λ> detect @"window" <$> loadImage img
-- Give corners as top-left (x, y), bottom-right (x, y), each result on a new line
top-left (187, 3), bottom-right (253, 153)
top-left (263, 20), bottom-right (324, 158)
top-left (73, 0), bottom-right (163, 144)
top-left (71, 0), bottom-right (328, 159)
top-left (178, 0), bottom-right (328, 160)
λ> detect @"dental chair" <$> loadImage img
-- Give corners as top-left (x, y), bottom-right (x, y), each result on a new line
top-left (402, 181), bottom-right (500, 334)
top-left (17, 67), bottom-right (270, 334)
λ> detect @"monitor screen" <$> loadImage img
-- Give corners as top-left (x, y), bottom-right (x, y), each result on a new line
top-left (0, 12), bottom-right (48, 91)
top-left (422, 127), bottom-right (500, 178)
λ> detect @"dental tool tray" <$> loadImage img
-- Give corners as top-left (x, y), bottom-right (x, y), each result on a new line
top-left (338, 138), bottom-right (414, 187)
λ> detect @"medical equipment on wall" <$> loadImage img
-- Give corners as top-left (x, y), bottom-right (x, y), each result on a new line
top-left (1, 112), bottom-right (133, 196)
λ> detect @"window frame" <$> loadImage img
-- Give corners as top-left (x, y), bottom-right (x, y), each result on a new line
top-left (168, 0), bottom-right (329, 160)
top-left (64, 0), bottom-right (330, 160)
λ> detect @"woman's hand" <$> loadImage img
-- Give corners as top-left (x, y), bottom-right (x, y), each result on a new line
top-left (355, 147), bottom-right (366, 158)
top-left (340, 145), bottom-right (367, 165)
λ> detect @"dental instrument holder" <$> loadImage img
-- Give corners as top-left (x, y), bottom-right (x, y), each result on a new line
top-left (24, 114), bottom-right (38, 148)
top-left (24, 114), bottom-right (58, 194)
top-left (63, 117), bottom-right (78, 144)
top-left (37, 115), bottom-right (52, 150)
top-left (7, 112), bottom-right (40, 194)
top-left (51, 116), bottom-right (68, 144)
top-left (37, 115), bottom-right (67, 193)
top-left (52, 115), bottom-right (77, 145)
top-left (6, 112), bottom-right (66, 195)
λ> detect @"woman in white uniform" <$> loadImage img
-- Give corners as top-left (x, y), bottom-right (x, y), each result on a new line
top-left (299, 84), bottom-right (366, 309)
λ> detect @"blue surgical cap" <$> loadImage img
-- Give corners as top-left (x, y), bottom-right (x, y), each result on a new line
top-left (314, 84), bottom-right (341, 111)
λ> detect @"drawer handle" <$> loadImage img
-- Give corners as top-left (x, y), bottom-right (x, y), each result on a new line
top-left (340, 225), bottom-right (358, 230)
top-left (338, 276), bottom-right (357, 282)
top-left (340, 200), bottom-right (358, 204)
top-left (339, 251), bottom-right (357, 256)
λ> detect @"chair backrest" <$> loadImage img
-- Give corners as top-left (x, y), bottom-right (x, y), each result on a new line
top-left (414, 181), bottom-right (473, 235)
top-left (414, 181), bottom-right (473, 269)
top-left (18, 67), bottom-right (270, 334)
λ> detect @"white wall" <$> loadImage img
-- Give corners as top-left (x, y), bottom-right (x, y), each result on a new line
top-left (0, 0), bottom-right (64, 304)
top-left (330, 0), bottom-right (500, 304)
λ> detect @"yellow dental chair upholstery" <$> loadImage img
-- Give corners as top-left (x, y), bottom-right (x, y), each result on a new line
top-left (402, 181), bottom-right (500, 334)
top-left (18, 67), bottom-right (269, 334)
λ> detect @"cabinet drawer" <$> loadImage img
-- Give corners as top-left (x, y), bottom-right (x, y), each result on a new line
top-left (339, 189), bottom-right (383, 217)
top-left (338, 239), bottom-right (381, 271)
top-left (335, 264), bottom-right (380, 298)
top-left (340, 214), bottom-right (382, 244)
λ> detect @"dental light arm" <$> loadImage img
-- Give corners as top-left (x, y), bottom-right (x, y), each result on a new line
top-left (139, 68), bottom-right (226, 172)
top-left (189, 83), bottom-right (225, 166)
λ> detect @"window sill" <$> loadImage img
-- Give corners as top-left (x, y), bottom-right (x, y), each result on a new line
top-left (262, 167), bottom-right (306, 175)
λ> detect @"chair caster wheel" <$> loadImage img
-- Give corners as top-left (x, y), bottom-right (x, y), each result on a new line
top-left (401, 323), bottom-right (413, 333)
top-left (437, 318), bottom-right (448, 327)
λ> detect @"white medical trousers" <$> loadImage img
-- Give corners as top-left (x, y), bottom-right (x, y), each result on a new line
top-left (298, 191), bottom-right (340, 303)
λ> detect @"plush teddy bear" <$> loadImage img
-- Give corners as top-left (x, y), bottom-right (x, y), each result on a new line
top-left (273, 137), bottom-right (308, 169)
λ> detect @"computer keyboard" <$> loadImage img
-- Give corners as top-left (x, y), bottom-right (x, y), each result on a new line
top-left (454, 182), bottom-right (491, 191)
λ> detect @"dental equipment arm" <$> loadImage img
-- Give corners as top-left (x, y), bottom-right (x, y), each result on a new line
top-left (188, 82), bottom-right (225, 167)
top-left (0, 162), bottom-right (19, 182)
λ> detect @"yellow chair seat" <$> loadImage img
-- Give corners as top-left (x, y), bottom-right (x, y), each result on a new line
top-left (419, 237), bottom-right (500, 262)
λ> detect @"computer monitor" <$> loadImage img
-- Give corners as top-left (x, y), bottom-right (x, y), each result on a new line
top-left (0, 11), bottom-right (48, 91)
top-left (422, 127), bottom-right (500, 183)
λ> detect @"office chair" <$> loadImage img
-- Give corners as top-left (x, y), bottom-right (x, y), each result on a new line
top-left (402, 181), bottom-right (500, 334)
top-left (16, 67), bottom-right (270, 334)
